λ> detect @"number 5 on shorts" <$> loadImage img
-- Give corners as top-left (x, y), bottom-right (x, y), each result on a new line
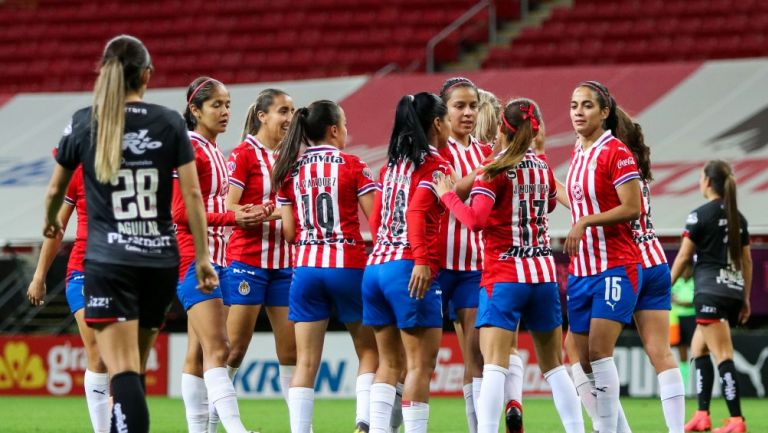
top-left (604, 276), bottom-right (622, 302)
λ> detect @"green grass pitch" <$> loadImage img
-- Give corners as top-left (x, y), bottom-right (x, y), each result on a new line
top-left (1, 396), bottom-right (765, 432)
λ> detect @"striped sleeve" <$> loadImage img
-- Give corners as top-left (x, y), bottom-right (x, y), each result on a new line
top-left (355, 158), bottom-right (377, 196)
top-left (609, 144), bottom-right (640, 188)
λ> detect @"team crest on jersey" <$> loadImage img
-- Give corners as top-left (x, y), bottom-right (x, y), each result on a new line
top-left (571, 183), bottom-right (585, 202)
top-left (227, 161), bottom-right (236, 175)
top-left (238, 280), bottom-right (250, 295)
top-left (432, 170), bottom-right (443, 182)
top-left (589, 158), bottom-right (598, 170)
top-left (686, 212), bottom-right (698, 224)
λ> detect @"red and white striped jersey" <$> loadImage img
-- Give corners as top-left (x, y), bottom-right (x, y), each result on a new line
top-left (368, 148), bottom-right (452, 274)
top-left (565, 130), bottom-right (642, 276)
top-left (633, 179), bottom-right (667, 268)
top-left (438, 136), bottom-right (492, 271)
top-left (226, 134), bottom-right (292, 269)
top-left (276, 144), bottom-right (376, 269)
top-left (470, 150), bottom-right (558, 286)
top-left (172, 132), bottom-right (232, 276)
top-left (63, 166), bottom-right (87, 276)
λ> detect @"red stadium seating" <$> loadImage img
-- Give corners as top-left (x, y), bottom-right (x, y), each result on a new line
top-left (0, 0), bottom-right (515, 93)
top-left (483, 0), bottom-right (768, 69)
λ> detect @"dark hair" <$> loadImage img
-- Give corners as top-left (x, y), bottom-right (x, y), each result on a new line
top-left (184, 76), bottom-right (224, 131)
top-left (703, 160), bottom-right (743, 270)
top-left (387, 93), bottom-right (447, 168)
top-left (483, 98), bottom-right (542, 179)
top-left (242, 88), bottom-right (289, 140)
top-left (271, 100), bottom-right (342, 188)
top-left (439, 76), bottom-right (478, 102)
top-left (92, 34), bottom-right (151, 183)
top-left (614, 107), bottom-right (653, 182)
top-left (577, 80), bottom-right (620, 136)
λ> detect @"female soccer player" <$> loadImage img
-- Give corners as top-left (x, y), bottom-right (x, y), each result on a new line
top-left (271, 100), bottom-right (379, 433)
top-left (564, 80), bottom-right (643, 433)
top-left (28, 165), bottom-right (110, 433)
top-left (43, 35), bottom-right (221, 433)
top-left (174, 77), bottom-right (270, 433)
top-left (435, 98), bottom-right (584, 433)
top-left (672, 160), bottom-right (751, 433)
top-left (437, 77), bottom-right (489, 430)
top-left (472, 89), bottom-right (501, 147)
top-left (364, 92), bottom-right (452, 433)
top-left (224, 89), bottom-right (297, 405)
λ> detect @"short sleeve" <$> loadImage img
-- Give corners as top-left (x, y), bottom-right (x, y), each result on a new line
top-left (740, 214), bottom-right (750, 246)
top-left (355, 158), bottom-right (377, 196)
top-left (469, 171), bottom-right (499, 203)
top-left (227, 148), bottom-right (249, 189)
top-left (64, 168), bottom-right (82, 205)
top-left (276, 175), bottom-right (295, 206)
top-left (55, 116), bottom-right (81, 170)
top-left (608, 143), bottom-right (640, 189)
top-left (416, 161), bottom-right (452, 198)
top-left (173, 115), bottom-right (194, 168)
top-left (683, 210), bottom-right (703, 244)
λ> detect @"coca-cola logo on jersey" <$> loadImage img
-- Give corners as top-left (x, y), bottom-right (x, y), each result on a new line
top-left (617, 157), bottom-right (635, 169)
top-left (571, 183), bottom-right (585, 202)
top-left (122, 129), bottom-right (162, 155)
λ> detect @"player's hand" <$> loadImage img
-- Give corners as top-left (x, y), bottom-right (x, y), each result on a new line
top-left (532, 124), bottom-right (546, 155)
top-left (408, 264), bottom-right (432, 299)
top-left (235, 204), bottom-right (263, 229)
top-left (195, 261), bottom-right (219, 294)
top-left (27, 277), bottom-right (46, 306)
top-left (43, 218), bottom-right (63, 239)
top-left (261, 200), bottom-right (276, 217)
top-left (739, 299), bottom-right (751, 325)
top-left (564, 219), bottom-right (586, 257)
top-left (433, 172), bottom-right (455, 198)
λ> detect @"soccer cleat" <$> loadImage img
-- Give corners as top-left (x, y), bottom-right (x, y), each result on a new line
top-left (685, 410), bottom-right (712, 432)
top-left (713, 417), bottom-right (747, 433)
top-left (505, 399), bottom-right (524, 433)
top-left (354, 421), bottom-right (370, 433)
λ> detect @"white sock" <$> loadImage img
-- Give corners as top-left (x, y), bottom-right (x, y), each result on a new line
top-left (545, 366), bottom-right (585, 433)
top-left (204, 367), bottom-right (247, 433)
top-left (571, 363), bottom-right (598, 429)
top-left (477, 364), bottom-right (507, 433)
top-left (356, 373), bottom-right (375, 427)
top-left (463, 383), bottom-right (478, 433)
top-left (402, 401), bottom-right (429, 433)
top-left (369, 383), bottom-right (396, 433)
top-left (280, 364), bottom-right (296, 405)
top-left (288, 387), bottom-right (314, 433)
top-left (617, 403), bottom-right (632, 433)
top-left (658, 368), bottom-right (685, 433)
top-left (591, 357), bottom-right (621, 433)
top-left (471, 376), bottom-right (482, 417)
top-left (506, 354), bottom-right (524, 404)
top-left (208, 366), bottom-right (238, 433)
top-left (391, 382), bottom-right (404, 431)
top-left (84, 370), bottom-right (110, 433)
top-left (181, 373), bottom-right (209, 433)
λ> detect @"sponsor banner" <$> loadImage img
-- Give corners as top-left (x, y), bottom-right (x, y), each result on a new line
top-left (0, 333), bottom-right (168, 395)
top-left (615, 333), bottom-right (768, 398)
top-left (168, 332), bottom-right (553, 398)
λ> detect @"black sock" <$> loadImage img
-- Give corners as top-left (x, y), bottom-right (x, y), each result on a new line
top-left (718, 360), bottom-right (742, 418)
top-left (139, 373), bottom-right (146, 393)
top-left (110, 371), bottom-right (149, 433)
top-left (694, 355), bottom-right (714, 412)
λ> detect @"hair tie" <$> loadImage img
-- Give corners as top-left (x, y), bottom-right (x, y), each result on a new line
top-left (188, 78), bottom-right (213, 105)
top-left (521, 104), bottom-right (540, 133)
top-left (444, 78), bottom-right (474, 95)
top-left (579, 80), bottom-right (612, 110)
top-left (407, 94), bottom-right (414, 102)
top-left (501, 114), bottom-right (516, 134)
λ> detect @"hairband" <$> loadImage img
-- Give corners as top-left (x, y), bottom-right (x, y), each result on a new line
top-left (443, 78), bottom-right (474, 95)
top-left (501, 103), bottom-right (540, 135)
top-left (579, 80), bottom-right (613, 109)
top-left (188, 78), bottom-right (213, 104)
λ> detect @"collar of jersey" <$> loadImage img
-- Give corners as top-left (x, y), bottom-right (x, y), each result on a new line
top-left (448, 135), bottom-right (477, 151)
top-left (429, 145), bottom-right (440, 155)
top-left (304, 144), bottom-right (338, 153)
top-left (576, 129), bottom-right (613, 154)
top-left (245, 134), bottom-right (274, 153)
top-left (188, 131), bottom-right (217, 148)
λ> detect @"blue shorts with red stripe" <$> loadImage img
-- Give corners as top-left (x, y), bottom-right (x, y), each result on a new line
top-left (476, 282), bottom-right (562, 332)
top-left (635, 264), bottom-right (672, 311)
top-left (567, 264), bottom-right (642, 333)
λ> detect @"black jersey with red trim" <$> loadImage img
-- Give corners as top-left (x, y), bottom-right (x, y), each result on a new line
top-left (55, 102), bottom-right (195, 268)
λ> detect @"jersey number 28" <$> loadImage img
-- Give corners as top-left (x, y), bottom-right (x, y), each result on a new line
top-left (111, 168), bottom-right (158, 220)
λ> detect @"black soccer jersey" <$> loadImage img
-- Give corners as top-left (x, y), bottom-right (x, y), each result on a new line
top-left (55, 102), bottom-right (195, 268)
top-left (684, 199), bottom-right (750, 300)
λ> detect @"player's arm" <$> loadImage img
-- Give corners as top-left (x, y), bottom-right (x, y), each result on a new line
top-left (740, 244), bottom-right (752, 324)
top-left (177, 161), bottom-right (217, 292)
top-left (279, 204), bottom-right (296, 243)
top-left (28, 203), bottom-right (75, 306)
top-left (670, 236), bottom-right (696, 286)
top-left (368, 189), bottom-right (383, 238)
top-left (434, 173), bottom-right (493, 231)
top-left (43, 164), bottom-right (74, 239)
top-left (406, 186), bottom-right (438, 299)
top-left (358, 191), bottom-right (375, 220)
top-left (453, 170), bottom-right (479, 202)
top-left (564, 179), bottom-right (641, 256)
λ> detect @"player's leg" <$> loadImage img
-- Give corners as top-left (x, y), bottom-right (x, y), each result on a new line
top-left (400, 326), bottom-right (441, 433)
top-left (74, 308), bottom-right (110, 433)
top-left (685, 325), bottom-right (713, 432)
top-left (180, 324), bottom-right (208, 433)
top-left (700, 316), bottom-right (745, 433)
top-left (265, 268), bottom-right (297, 406)
top-left (370, 325), bottom-right (404, 433)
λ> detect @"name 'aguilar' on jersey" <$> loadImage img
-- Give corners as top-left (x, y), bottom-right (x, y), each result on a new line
top-left (55, 102), bottom-right (195, 268)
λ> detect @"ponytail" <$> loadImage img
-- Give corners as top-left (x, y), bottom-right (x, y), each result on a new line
top-left (483, 98), bottom-right (541, 180)
top-left (473, 89), bottom-right (501, 144)
top-left (272, 107), bottom-right (309, 189)
top-left (387, 93), bottom-right (447, 168)
top-left (91, 34), bottom-right (151, 183)
top-left (614, 107), bottom-right (653, 181)
top-left (703, 160), bottom-right (743, 270)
